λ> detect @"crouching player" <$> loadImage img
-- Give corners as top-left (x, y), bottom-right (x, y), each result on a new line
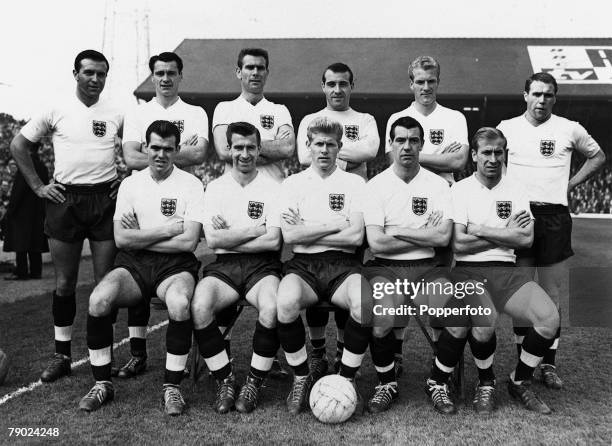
top-left (363, 116), bottom-right (453, 413)
top-left (426, 127), bottom-right (560, 415)
top-left (78, 120), bottom-right (204, 415)
top-left (191, 122), bottom-right (282, 414)
top-left (277, 117), bottom-right (372, 415)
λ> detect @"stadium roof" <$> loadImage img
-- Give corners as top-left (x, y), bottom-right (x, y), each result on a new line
top-left (134, 38), bottom-right (612, 100)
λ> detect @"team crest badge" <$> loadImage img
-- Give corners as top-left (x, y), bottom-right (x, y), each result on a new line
top-left (260, 115), bottom-right (274, 130)
top-left (171, 120), bottom-right (185, 133)
top-left (329, 194), bottom-right (345, 211)
top-left (540, 140), bottom-right (555, 157)
top-left (496, 201), bottom-right (512, 219)
top-left (160, 198), bottom-right (177, 217)
top-left (412, 197), bottom-right (428, 216)
top-left (429, 129), bottom-right (444, 145)
top-left (92, 120), bottom-right (107, 137)
top-left (344, 125), bottom-right (359, 141)
top-left (247, 201), bottom-right (264, 219)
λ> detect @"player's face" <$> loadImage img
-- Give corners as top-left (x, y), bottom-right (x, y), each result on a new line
top-left (229, 132), bottom-right (260, 173)
top-left (321, 70), bottom-right (352, 111)
top-left (307, 132), bottom-right (342, 171)
top-left (410, 68), bottom-right (439, 106)
top-left (236, 55), bottom-right (269, 94)
top-left (152, 61), bottom-right (182, 98)
top-left (73, 59), bottom-right (108, 100)
top-left (473, 138), bottom-right (505, 179)
top-left (524, 81), bottom-right (556, 123)
top-left (390, 126), bottom-right (422, 168)
top-left (146, 133), bottom-right (179, 177)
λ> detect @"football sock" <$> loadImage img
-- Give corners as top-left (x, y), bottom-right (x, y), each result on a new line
top-left (468, 331), bottom-right (496, 383)
top-left (164, 319), bottom-right (191, 385)
top-left (53, 291), bottom-right (76, 357)
top-left (542, 327), bottom-right (560, 366)
top-left (194, 320), bottom-right (231, 381)
top-left (514, 328), bottom-right (555, 383)
top-left (306, 307), bottom-right (328, 354)
top-left (250, 321), bottom-right (280, 380)
top-left (29, 252), bottom-right (42, 278)
top-left (217, 305), bottom-right (237, 357)
top-left (127, 300), bottom-right (150, 357)
top-left (87, 314), bottom-right (113, 381)
top-left (278, 317), bottom-right (309, 376)
top-left (334, 309), bottom-right (349, 331)
top-left (370, 331), bottom-right (396, 384)
top-left (430, 329), bottom-right (467, 384)
top-left (393, 328), bottom-right (405, 356)
top-left (308, 326), bottom-right (326, 355)
top-left (513, 326), bottom-right (528, 357)
top-left (339, 317), bottom-right (370, 379)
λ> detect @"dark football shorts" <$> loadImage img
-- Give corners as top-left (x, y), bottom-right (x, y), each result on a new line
top-left (113, 250), bottom-right (201, 299)
top-left (202, 252), bottom-right (282, 296)
top-left (45, 180), bottom-right (115, 242)
top-left (363, 257), bottom-right (441, 283)
top-left (283, 250), bottom-right (362, 301)
top-left (516, 203), bottom-right (573, 265)
top-left (452, 261), bottom-right (533, 312)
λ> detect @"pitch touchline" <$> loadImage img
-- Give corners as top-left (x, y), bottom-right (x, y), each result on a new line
top-left (0, 320), bottom-right (169, 407)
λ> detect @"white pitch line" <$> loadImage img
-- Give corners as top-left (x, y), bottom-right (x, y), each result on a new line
top-left (0, 320), bottom-right (168, 407)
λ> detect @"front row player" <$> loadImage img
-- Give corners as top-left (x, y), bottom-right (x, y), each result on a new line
top-left (78, 121), bottom-right (205, 415)
top-left (277, 117), bottom-right (372, 415)
top-left (191, 122), bottom-right (282, 414)
top-left (425, 127), bottom-right (560, 415)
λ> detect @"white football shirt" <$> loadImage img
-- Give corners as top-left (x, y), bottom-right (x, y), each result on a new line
top-left (385, 103), bottom-right (468, 184)
top-left (202, 171), bottom-right (281, 254)
top-left (297, 108), bottom-right (379, 180)
top-left (451, 174), bottom-right (532, 263)
top-left (20, 96), bottom-right (123, 184)
top-left (213, 96), bottom-right (293, 182)
top-left (279, 167), bottom-right (366, 254)
top-left (498, 114), bottom-right (601, 206)
top-left (363, 166), bottom-right (452, 260)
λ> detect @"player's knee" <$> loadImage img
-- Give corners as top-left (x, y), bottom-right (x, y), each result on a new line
top-left (446, 326), bottom-right (469, 339)
top-left (372, 324), bottom-right (391, 339)
top-left (88, 288), bottom-right (114, 317)
top-left (56, 276), bottom-right (77, 296)
top-left (191, 296), bottom-right (214, 325)
top-left (276, 294), bottom-right (301, 322)
top-left (471, 326), bottom-right (495, 342)
top-left (258, 300), bottom-right (277, 328)
top-left (536, 306), bottom-right (560, 338)
top-left (166, 294), bottom-right (190, 321)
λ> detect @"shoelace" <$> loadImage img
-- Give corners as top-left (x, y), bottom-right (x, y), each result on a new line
top-left (430, 383), bottom-right (452, 405)
top-left (311, 356), bottom-right (326, 373)
top-left (124, 357), bottom-right (142, 370)
top-left (371, 383), bottom-right (396, 405)
top-left (239, 380), bottom-right (259, 402)
top-left (474, 385), bottom-right (495, 403)
top-left (216, 378), bottom-right (235, 400)
top-left (85, 383), bottom-right (108, 403)
top-left (289, 376), bottom-right (309, 404)
top-left (519, 385), bottom-right (545, 406)
top-left (164, 386), bottom-right (184, 405)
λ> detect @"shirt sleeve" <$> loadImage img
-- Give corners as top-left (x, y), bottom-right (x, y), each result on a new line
top-left (513, 184), bottom-right (534, 219)
top-left (278, 177), bottom-right (298, 216)
top-left (193, 107), bottom-right (209, 139)
top-left (212, 102), bottom-right (229, 129)
top-left (362, 183), bottom-right (385, 227)
top-left (113, 180), bottom-right (134, 220)
top-left (184, 179), bottom-right (206, 224)
top-left (348, 177), bottom-right (367, 215)
top-left (571, 122), bottom-right (601, 158)
top-left (265, 199), bottom-right (281, 228)
top-left (122, 108), bottom-right (142, 143)
top-left (20, 110), bottom-right (52, 143)
top-left (201, 181), bottom-right (222, 226)
top-left (454, 111), bottom-right (469, 146)
top-left (450, 183), bottom-right (468, 226)
top-left (296, 116), bottom-right (311, 166)
top-left (436, 182), bottom-right (454, 221)
top-left (276, 105), bottom-right (293, 130)
top-left (384, 115), bottom-right (394, 153)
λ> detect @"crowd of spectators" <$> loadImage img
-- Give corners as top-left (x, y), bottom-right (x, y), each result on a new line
top-left (0, 112), bottom-right (610, 221)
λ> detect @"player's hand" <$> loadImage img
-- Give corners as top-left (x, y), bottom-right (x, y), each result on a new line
top-left (36, 183), bottom-right (66, 204)
top-left (507, 210), bottom-right (531, 229)
top-left (182, 134), bottom-right (199, 147)
top-left (335, 218), bottom-right (350, 232)
top-left (166, 221), bottom-right (184, 237)
top-left (121, 212), bottom-right (140, 229)
top-left (212, 215), bottom-right (229, 230)
top-left (109, 178), bottom-right (121, 200)
top-left (424, 210), bottom-right (443, 228)
top-left (441, 141), bottom-right (462, 154)
top-left (276, 127), bottom-right (292, 140)
top-left (281, 207), bottom-right (304, 225)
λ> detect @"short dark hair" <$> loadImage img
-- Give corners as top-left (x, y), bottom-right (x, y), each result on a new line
top-left (145, 120), bottom-right (180, 147)
top-left (322, 62), bottom-right (354, 85)
top-left (390, 116), bottom-right (424, 142)
top-left (226, 121), bottom-right (261, 146)
top-left (237, 48), bottom-right (269, 69)
top-left (149, 52), bottom-right (184, 74)
top-left (525, 72), bottom-right (558, 94)
top-left (74, 50), bottom-right (109, 73)
top-left (471, 127), bottom-right (507, 153)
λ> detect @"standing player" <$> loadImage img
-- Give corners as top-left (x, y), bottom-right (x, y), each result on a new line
top-left (277, 117), bottom-right (372, 415)
top-left (297, 62), bottom-right (380, 378)
top-left (10, 50), bottom-right (123, 382)
top-left (498, 73), bottom-right (605, 388)
top-left (212, 47), bottom-right (295, 377)
top-left (119, 51), bottom-right (209, 379)
top-left (192, 122), bottom-right (282, 414)
top-left (363, 116), bottom-right (453, 413)
top-left (78, 120), bottom-right (204, 416)
top-left (426, 127), bottom-right (560, 415)
top-left (212, 48), bottom-right (295, 182)
top-left (384, 56), bottom-right (469, 366)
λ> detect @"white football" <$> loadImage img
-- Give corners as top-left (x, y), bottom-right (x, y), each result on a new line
top-left (309, 374), bottom-right (357, 424)
top-left (0, 349), bottom-right (8, 385)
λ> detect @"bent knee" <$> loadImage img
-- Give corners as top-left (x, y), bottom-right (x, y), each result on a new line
top-left (446, 326), bottom-right (469, 339)
top-left (471, 326), bottom-right (495, 342)
top-left (88, 291), bottom-right (113, 317)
